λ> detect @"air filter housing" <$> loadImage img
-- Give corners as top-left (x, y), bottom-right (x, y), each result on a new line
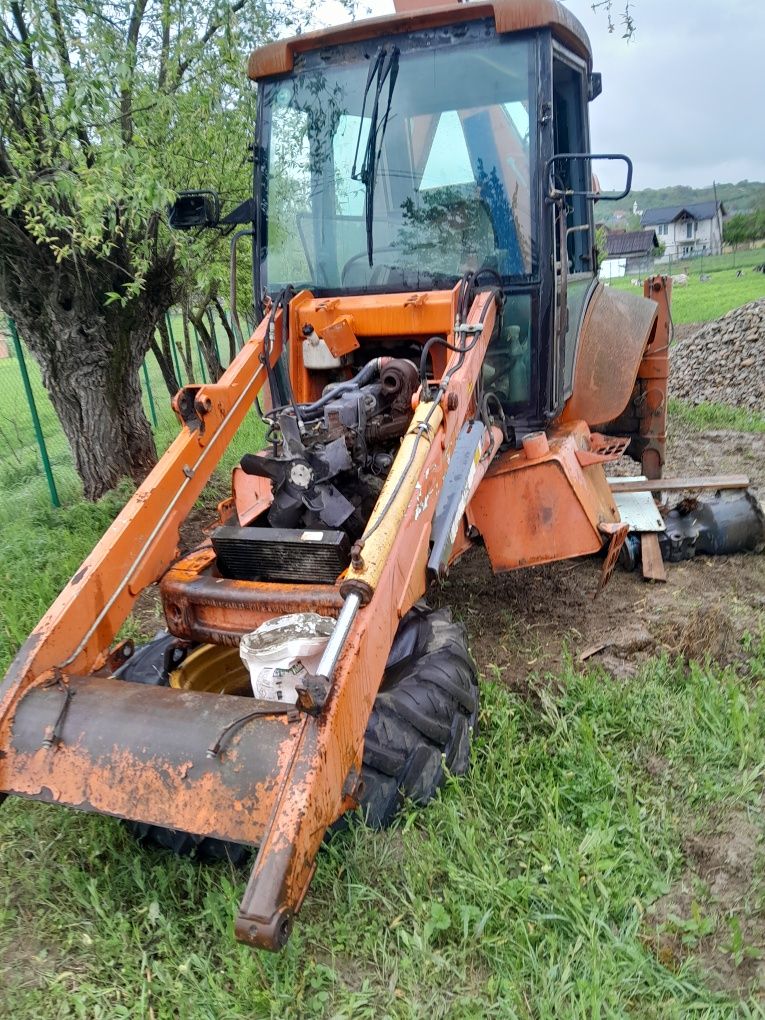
top-left (212, 526), bottom-right (350, 584)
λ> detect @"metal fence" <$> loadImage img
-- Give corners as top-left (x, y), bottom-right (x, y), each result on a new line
top-left (0, 310), bottom-right (245, 508)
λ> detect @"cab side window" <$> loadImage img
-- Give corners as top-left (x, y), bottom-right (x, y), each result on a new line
top-left (552, 58), bottom-right (591, 273)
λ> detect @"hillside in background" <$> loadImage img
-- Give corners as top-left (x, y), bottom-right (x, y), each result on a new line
top-left (600, 181), bottom-right (765, 228)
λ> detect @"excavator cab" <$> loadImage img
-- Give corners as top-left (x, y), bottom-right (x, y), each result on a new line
top-left (250, 4), bottom-right (630, 429)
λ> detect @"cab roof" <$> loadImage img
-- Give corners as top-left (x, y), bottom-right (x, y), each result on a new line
top-left (247, 0), bottom-right (591, 81)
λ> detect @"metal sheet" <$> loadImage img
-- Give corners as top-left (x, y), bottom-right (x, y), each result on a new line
top-left (614, 489), bottom-right (665, 533)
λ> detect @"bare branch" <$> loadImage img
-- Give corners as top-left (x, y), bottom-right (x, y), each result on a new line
top-left (157, 0), bottom-right (171, 90)
top-left (10, 2), bottom-right (53, 157)
top-left (45, 0), bottom-right (94, 160)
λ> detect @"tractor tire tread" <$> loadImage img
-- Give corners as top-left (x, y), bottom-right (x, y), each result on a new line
top-left (356, 606), bottom-right (479, 829)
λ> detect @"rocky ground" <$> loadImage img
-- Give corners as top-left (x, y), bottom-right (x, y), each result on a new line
top-left (670, 300), bottom-right (765, 410)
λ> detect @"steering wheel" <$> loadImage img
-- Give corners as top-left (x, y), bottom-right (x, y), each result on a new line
top-left (340, 247), bottom-right (398, 288)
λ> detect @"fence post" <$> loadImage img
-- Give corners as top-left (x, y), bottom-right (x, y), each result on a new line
top-left (142, 360), bottom-right (158, 427)
top-left (7, 318), bottom-right (60, 508)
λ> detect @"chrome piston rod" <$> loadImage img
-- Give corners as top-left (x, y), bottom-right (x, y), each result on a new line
top-left (317, 593), bottom-right (361, 679)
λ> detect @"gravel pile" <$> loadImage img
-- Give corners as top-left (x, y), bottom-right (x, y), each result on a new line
top-left (670, 299), bottom-right (765, 410)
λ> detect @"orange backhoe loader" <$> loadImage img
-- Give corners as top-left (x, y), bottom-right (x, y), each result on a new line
top-left (1, 0), bottom-right (762, 952)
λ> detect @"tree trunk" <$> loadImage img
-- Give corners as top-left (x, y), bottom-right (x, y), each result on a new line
top-left (190, 309), bottom-right (224, 381)
top-left (213, 297), bottom-right (238, 364)
top-left (18, 304), bottom-right (158, 500)
top-left (180, 307), bottom-right (194, 384)
top-left (0, 233), bottom-right (174, 500)
top-left (152, 315), bottom-right (180, 397)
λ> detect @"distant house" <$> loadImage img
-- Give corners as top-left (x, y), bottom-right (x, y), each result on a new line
top-left (599, 229), bottom-right (658, 280)
top-left (641, 201), bottom-right (726, 258)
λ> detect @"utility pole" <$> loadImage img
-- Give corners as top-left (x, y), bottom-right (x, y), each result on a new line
top-left (712, 180), bottom-right (723, 257)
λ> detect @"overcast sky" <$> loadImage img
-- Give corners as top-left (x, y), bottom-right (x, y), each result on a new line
top-left (315, 0), bottom-right (765, 191)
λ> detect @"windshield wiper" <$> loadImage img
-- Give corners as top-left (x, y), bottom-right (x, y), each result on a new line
top-left (351, 45), bottom-right (400, 267)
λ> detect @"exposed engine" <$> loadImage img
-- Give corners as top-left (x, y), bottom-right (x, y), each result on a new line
top-left (240, 357), bottom-right (418, 541)
top-left (210, 358), bottom-right (421, 583)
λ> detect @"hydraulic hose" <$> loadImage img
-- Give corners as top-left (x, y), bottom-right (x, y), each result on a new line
top-left (297, 358), bottom-right (385, 419)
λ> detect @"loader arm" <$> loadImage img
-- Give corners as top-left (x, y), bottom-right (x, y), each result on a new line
top-left (0, 285), bottom-right (499, 952)
top-left (234, 289), bottom-right (499, 948)
top-left (0, 319), bottom-right (284, 751)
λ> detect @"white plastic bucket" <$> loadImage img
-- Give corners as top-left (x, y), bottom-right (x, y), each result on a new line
top-left (239, 613), bottom-right (336, 703)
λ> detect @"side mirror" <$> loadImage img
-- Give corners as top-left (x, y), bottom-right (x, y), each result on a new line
top-left (168, 190), bottom-right (221, 230)
top-left (545, 153), bottom-right (633, 202)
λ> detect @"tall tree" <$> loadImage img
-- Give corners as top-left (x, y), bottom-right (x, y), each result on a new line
top-left (0, 1), bottom-right (297, 498)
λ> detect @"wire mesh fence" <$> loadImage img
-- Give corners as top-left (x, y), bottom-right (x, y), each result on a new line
top-left (0, 309), bottom-right (248, 509)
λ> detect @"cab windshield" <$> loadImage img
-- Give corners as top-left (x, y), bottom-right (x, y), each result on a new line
top-left (260, 24), bottom-right (536, 294)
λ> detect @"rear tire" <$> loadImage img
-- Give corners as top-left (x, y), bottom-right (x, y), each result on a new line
top-left (118, 604), bottom-right (478, 856)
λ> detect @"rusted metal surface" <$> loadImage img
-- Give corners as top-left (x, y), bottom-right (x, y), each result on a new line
top-left (637, 276), bottom-right (672, 479)
top-left (161, 548), bottom-right (345, 644)
top-left (1, 269), bottom-right (632, 954)
top-left (3, 676), bottom-right (303, 845)
top-left (248, 0), bottom-right (591, 82)
top-left (469, 421), bottom-right (621, 572)
top-left (559, 283), bottom-right (658, 428)
top-left (233, 292), bottom-right (499, 950)
top-left (596, 522), bottom-right (629, 595)
top-left (575, 433), bottom-right (630, 467)
top-left (0, 314), bottom-right (283, 741)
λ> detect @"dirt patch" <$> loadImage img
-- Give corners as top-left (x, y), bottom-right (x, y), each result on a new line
top-left (646, 805), bottom-right (765, 999)
top-left (443, 423), bottom-right (765, 684)
top-left (124, 422), bottom-right (765, 675)
top-left (0, 928), bottom-right (63, 1003)
top-left (129, 501), bottom-right (221, 642)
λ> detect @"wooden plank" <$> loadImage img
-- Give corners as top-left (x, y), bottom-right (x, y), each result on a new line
top-left (640, 531), bottom-right (666, 583)
top-left (608, 474), bottom-right (749, 495)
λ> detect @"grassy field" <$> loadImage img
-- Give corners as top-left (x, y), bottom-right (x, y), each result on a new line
top-left (668, 399), bottom-right (765, 434)
top-left (608, 250), bottom-right (765, 324)
top-left (1, 291), bottom-right (765, 1015)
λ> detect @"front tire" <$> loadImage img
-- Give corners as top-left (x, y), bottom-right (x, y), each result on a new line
top-left (118, 604), bottom-right (479, 855)
top-left (355, 604), bottom-right (479, 828)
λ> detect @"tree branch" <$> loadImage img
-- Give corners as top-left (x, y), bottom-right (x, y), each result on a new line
top-left (120, 0), bottom-right (149, 146)
top-left (10, 2), bottom-right (53, 158)
top-left (45, 0), bottom-right (94, 161)
top-left (157, 0), bottom-right (171, 90)
top-left (172, 0), bottom-right (249, 88)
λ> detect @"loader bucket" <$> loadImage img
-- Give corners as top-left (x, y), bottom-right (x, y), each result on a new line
top-left (0, 676), bottom-right (303, 846)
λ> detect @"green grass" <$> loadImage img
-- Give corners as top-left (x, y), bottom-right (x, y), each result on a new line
top-left (1, 407), bottom-right (764, 1014)
top-left (669, 399), bottom-right (765, 434)
top-left (0, 404), bottom-right (264, 670)
top-left (609, 265), bottom-right (765, 324)
top-left (660, 247), bottom-right (765, 277)
top-left (3, 650), bottom-right (765, 1017)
